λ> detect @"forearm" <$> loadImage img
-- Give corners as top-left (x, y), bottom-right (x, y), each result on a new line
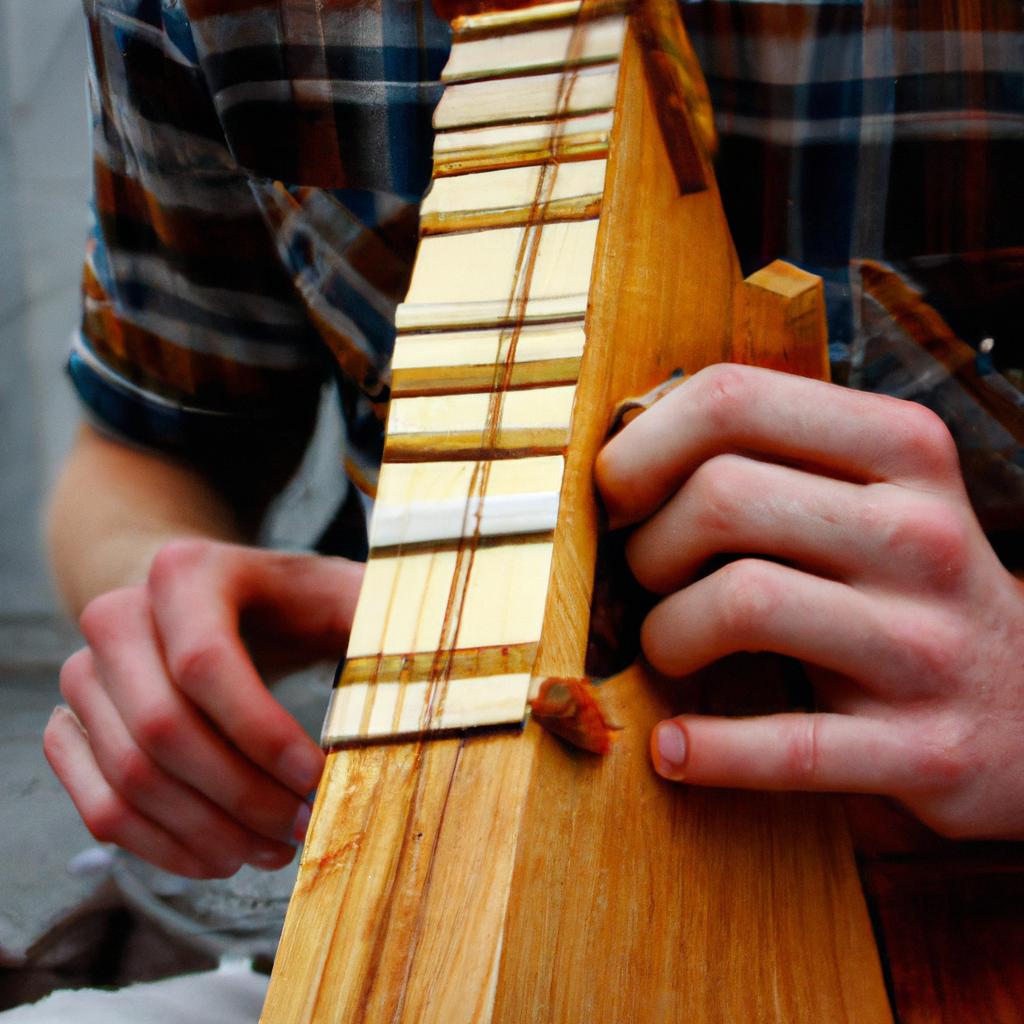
top-left (46, 424), bottom-right (248, 617)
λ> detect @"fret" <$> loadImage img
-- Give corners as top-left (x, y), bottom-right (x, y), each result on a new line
top-left (432, 111), bottom-right (613, 176)
top-left (345, 542), bottom-right (555, 659)
top-left (442, 15), bottom-right (627, 83)
top-left (374, 455), bottom-right (565, 504)
top-left (339, 644), bottom-right (539, 686)
top-left (391, 356), bottom-right (582, 395)
top-left (384, 385), bottom-right (574, 456)
top-left (434, 63), bottom-right (620, 130)
top-left (323, 674), bottom-right (534, 741)
top-left (395, 219), bottom-right (600, 331)
top-left (370, 457), bottom-right (564, 547)
top-left (420, 160), bottom-right (606, 234)
top-left (325, 535), bottom-right (556, 741)
top-left (392, 324), bottom-right (585, 368)
top-left (449, 0), bottom-right (628, 39)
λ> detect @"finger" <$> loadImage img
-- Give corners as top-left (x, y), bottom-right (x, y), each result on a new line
top-left (650, 711), bottom-right (920, 795)
top-left (597, 363), bottom-right (962, 527)
top-left (234, 549), bottom-right (365, 655)
top-left (640, 559), bottom-right (940, 699)
top-left (625, 453), bottom-right (965, 596)
top-left (43, 705), bottom-right (217, 879)
top-left (147, 545), bottom-right (330, 797)
top-left (80, 590), bottom-right (308, 842)
top-left (60, 649), bottom-right (295, 874)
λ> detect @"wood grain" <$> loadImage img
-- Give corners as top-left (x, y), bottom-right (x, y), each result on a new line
top-left (734, 259), bottom-right (831, 381)
top-left (262, 4), bottom-right (892, 1021)
top-left (490, 17), bottom-right (889, 1022)
top-left (861, 852), bottom-right (1024, 1024)
top-left (494, 664), bottom-right (890, 1023)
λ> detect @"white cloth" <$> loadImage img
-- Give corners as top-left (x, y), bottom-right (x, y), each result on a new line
top-left (0, 961), bottom-right (268, 1024)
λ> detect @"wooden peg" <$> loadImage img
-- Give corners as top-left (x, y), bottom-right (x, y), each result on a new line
top-left (733, 259), bottom-right (831, 381)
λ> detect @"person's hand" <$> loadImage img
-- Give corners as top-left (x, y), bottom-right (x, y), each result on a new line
top-left (596, 364), bottom-right (1024, 840)
top-left (44, 540), bottom-right (364, 877)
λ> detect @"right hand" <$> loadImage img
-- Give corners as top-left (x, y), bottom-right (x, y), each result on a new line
top-left (44, 539), bottom-right (364, 878)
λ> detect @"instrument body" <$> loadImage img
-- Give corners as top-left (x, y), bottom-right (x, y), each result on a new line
top-left (261, 2), bottom-right (890, 1020)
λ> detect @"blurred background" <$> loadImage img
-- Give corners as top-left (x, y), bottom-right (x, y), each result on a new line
top-left (0, 0), bottom-right (86, 618)
top-left (0, 6), bottom-right (342, 1008)
top-left (0, 0), bottom-right (134, 1007)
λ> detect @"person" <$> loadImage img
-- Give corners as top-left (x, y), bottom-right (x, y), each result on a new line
top-left (19, 0), bottom-right (1024, 1016)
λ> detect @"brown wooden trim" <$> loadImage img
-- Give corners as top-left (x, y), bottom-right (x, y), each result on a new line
top-left (338, 642), bottom-right (539, 687)
top-left (384, 428), bottom-right (569, 461)
top-left (391, 356), bottom-right (582, 395)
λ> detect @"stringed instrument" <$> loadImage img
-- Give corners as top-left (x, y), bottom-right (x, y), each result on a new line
top-left (260, 0), bottom-right (891, 1019)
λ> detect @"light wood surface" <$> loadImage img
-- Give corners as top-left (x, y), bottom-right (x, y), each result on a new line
top-left (323, 0), bottom-right (633, 747)
top-left (261, 2), bottom-right (892, 1020)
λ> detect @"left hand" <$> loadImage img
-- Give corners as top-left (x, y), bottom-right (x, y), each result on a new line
top-left (596, 363), bottom-right (1024, 841)
top-left (45, 542), bottom-right (364, 878)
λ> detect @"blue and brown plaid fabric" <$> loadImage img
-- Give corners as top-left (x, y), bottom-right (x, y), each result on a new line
top-left (72, 0), bottom-right (1023, 526)
top-left (683, 0), bottom-right (1024, 561)
top-left (683, 1), bottom-right (1023, 362)
top-left (73, 0), bottom-right (449, 496)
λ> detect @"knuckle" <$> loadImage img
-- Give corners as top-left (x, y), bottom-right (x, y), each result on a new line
top-left (694, 364), bottom-right (753, 432)
top-left (870, 491), bottom-right (972, 593)
top-left (135, 704), bottom-right (182, 758)
top-left (112, 746), bottom-right (160, 798)
top-left (909, 717), bottom-right (976, 791)
top-left (898, 505), bottom-right (970, 590)
top-left (691, 455), bottom-right (745, 535)
top-left (901, 404), bottom-right (960, 479)
top-left (883, 614), bottom-right (959, 686)
top-left (170, 638), bottom-right (230, 697)
top-left (718, 560), bottom-right (778, 640)
top-left (147, 537), bottom-right (219, 594)
top-left (783, 718), bottom-right (822, 785)
top-left (78, 588), bottom-right (137, 648)
top-left (59, 649), bottom-right (93, 705)
top-left (85, 794), bottom-right (129, 845)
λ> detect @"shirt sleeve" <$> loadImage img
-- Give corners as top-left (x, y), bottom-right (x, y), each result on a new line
top-left (72, 1), bottom-right (328, 465)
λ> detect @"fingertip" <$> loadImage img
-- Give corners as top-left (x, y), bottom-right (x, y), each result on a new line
top-left (291, 801), bottom-right (312, 844)
top-left (651, 720), bottom-right (688, 780)
top-left (247, 843), bottom-right (296, 873)
top-left (47, 704), bottom-right (81, 733)
top-left (275, 741), bottom-right (325, 796)
top-left (593, 435), bottom-right (616, 481)
top-left (594, 445), bottom-right (628, 527)
top-left (43, 705), bottom-right (87, 774)
top-left (639, 604), bottom-right (684, 679)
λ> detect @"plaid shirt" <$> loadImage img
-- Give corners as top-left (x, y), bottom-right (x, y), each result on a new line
top-left (72, 0), bottom-right (1023, 552)
top-left (74, 0), bottom-right (450, 500)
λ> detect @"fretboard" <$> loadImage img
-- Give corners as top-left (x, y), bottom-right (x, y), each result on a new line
top-left (323, 0), bottom-right (628, 745)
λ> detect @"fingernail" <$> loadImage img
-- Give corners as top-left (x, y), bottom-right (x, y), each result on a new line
top-left (249, 846), bottom-right (294, 872)
top-left (276, 743), bottom-right (324, 794)
top-left (292, 802), bottom-right (311, 845)
top-left (653, 721), bottom-right (688, 778)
